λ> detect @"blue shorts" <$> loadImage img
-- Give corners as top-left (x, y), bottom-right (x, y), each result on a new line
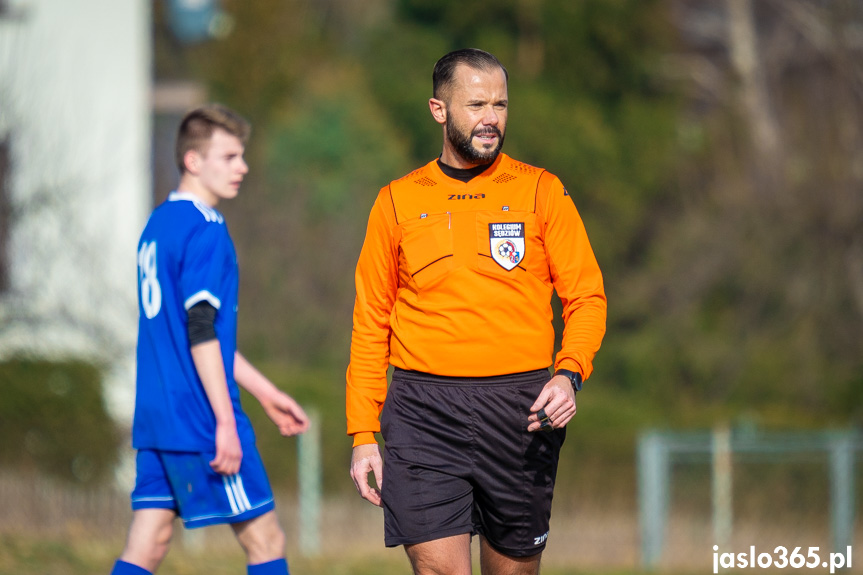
top-left (131, 445), bottom-right (275, 529)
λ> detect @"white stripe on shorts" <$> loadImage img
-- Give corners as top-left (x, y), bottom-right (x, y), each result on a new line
top-left (223, 475), bottom-right (240, 514)
top-left (234, 474), bottom-right (252, 510)
top-left (223, 474), bottom-right (252, 514)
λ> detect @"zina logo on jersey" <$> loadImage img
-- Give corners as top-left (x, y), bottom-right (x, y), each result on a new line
top-left (489, 222), bottom-right (525, 271)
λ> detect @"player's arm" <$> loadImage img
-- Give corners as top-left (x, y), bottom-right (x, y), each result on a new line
top-left (188, 301), bottom-right (242, 475)
top-left (528, 175), bottom-right (607, 431)
top-left (191, 340), bottom-right (243, 475)
top-left (234, 352), bottom-right (309, 436)
top-left (347, 188), bottom-right (398, 506)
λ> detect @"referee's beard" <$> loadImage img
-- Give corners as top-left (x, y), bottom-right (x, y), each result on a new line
top-left (446, 110), bottom-right (505, 166)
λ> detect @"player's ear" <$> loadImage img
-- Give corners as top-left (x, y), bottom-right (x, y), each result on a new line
top-left (184, 149), bottom-right (201, 175)
top-left (429, 97), bottom-right (447, 125)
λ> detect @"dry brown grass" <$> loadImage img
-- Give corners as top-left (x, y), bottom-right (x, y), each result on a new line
top-left (2, 471), bottom-right (859, 574)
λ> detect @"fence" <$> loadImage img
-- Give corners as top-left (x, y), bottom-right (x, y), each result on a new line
top-left (4, 423), bottom-right (861, 571)
top-left (638, 428), bottom-right (862, 570)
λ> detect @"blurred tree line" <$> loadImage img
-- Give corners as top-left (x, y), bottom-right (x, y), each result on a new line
top-left (155, 0), bottom-right (863, 424)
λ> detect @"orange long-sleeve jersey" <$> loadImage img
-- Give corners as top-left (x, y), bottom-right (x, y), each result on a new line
top-left (347, 153), bottom-right (607, 446)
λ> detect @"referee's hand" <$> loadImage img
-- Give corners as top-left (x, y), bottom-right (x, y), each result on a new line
top-left (527, 374), bottom-right (576, 432)
top-left (350, 443), bottom-right (383, 507)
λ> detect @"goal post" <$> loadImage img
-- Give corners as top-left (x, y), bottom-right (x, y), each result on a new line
top-left (637, 428), bottom-right (860, 569)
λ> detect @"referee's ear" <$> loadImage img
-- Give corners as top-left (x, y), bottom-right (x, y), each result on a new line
top-left (429, 97), bottom-right (447, 125)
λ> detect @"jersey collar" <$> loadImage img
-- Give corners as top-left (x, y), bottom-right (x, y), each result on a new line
top-left (169, 191), bottom-right (205, 203)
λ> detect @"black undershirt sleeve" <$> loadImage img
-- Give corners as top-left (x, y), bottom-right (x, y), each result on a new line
top-left (187, 301), bottom-right (217, 346)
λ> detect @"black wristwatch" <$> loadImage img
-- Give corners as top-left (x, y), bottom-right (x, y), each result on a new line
top-left (554, 368), bottom-right (583, 393)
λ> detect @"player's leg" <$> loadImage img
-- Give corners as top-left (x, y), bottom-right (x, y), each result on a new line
top-left (404, 533), bottom-right (472, 575)
top-left (231, 509), bottom-right (289, 573)
top-left (111, 449), bottom-right (179, 574)
top-left (217, 443), bottom-right (288, 574)
top-left (479, 536), bottom-right (541, 575)
top-left (112, 508), bottom-right (176, 574)
top-left (156, 446), bottom-right (285, 573)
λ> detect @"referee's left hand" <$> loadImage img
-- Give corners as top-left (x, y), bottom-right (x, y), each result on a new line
top-left (527, 374), bottom-right (576, 432)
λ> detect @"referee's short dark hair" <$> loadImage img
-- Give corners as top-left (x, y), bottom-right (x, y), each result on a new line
top-left (432, 48), bottom-right (509, 102)
top-left (175, 104), bottom-right (250, 175)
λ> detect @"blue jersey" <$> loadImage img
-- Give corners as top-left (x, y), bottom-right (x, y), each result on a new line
top-left (133, 191), bottom-right (255, 451)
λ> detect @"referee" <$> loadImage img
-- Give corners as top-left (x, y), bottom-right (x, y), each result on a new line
top-left (347, 49), bottom-right (607, 574)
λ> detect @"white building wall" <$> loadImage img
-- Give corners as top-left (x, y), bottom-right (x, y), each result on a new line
top-left (0, 0), bottom-right (151, 423)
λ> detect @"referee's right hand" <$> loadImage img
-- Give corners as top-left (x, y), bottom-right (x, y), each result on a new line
top-left (350, 443), bottom-right (383, 507)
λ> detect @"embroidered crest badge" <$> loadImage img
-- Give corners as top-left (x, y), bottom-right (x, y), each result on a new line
top-left (489, 222), bottom-right (525, 271)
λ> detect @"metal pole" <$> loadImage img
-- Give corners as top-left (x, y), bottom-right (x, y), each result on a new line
top-left (638, 431), bottom-right (669, 569)
top-left (297, 410), bottom-right (321, 556)
top-left (712, 425), bottom-right (733, 548)
top-left (829, 432), bottom-right (854, 554)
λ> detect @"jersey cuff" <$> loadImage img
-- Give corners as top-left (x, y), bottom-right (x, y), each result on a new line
top-left (553, 359), bottom-right (582, 376)
top-left (184, 290), bottom-right (222, 311)
top-left (351, 432), bottom-right (377, 447)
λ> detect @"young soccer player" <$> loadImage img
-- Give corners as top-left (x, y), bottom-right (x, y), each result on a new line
top-left (111, 105), bottom-right (309, 575)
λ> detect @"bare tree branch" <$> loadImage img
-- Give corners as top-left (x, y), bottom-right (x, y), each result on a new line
top-left (726, 0), bottom-right (784, 186)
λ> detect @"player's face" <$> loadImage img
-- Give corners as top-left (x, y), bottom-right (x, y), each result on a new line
top-left (196, 129), bottom-right (248, 204)
top-left (442, 65), bottom-right (508, 167)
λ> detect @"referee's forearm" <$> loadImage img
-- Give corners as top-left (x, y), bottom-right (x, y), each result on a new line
top-left (346, 368), bottom-right (385, 440)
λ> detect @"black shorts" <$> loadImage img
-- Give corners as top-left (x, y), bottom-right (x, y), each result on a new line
top-left (380, 367), bottom-right (565, 557)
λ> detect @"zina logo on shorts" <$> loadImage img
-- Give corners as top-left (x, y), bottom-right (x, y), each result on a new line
top-left (534, 531), bottom-right (549, 546)
top-left (489, 222), bottom-right (525, 271)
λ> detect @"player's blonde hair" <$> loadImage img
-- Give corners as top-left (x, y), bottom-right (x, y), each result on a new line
top-left (175, 104), bottom-right (251, 174)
